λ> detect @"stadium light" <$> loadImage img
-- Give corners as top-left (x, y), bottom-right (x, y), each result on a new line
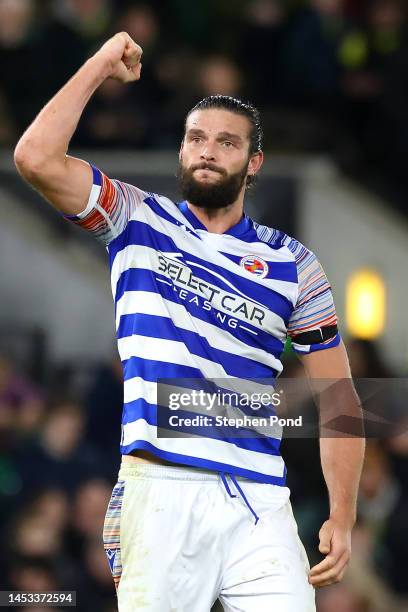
top-left (346, 268), bottom-right (386, 339)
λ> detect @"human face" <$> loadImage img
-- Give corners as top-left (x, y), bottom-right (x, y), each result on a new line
top-left (179, 109), bottom-right (262, 209)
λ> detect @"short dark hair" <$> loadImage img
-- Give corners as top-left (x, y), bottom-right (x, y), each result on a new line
top-left (185, 95), bottom-right (263, 155)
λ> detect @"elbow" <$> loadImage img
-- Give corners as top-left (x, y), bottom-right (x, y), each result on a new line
top-left (14, 140), bottom-right (46, 180)
top-left (13, 141), bottom-right (26, 173)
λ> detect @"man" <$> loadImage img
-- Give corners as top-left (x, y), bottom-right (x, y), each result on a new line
top-left (15, 32), bottom-right (365, 612)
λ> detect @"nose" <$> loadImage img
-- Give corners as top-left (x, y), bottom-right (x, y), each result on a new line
top-left (200, 142), bottom-right (216, 161)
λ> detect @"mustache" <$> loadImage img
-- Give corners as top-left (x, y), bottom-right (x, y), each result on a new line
top-left (189, 162), bottom-right (226, 175)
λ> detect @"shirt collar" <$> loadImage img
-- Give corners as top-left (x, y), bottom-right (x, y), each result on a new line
top-left (178, 201), bottom-right (251, 237)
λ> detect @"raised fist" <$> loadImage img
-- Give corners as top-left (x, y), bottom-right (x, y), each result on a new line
top-left (95, 32), bottom-right (142, 83)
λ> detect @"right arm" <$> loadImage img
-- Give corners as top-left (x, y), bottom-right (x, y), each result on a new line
top-left (14, 32), bottom-right (142, 216)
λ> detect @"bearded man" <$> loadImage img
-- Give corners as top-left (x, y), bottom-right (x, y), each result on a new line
top-left (15, 32), bottom-right (364, 612)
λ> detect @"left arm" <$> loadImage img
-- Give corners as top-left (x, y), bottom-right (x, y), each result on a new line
top-left (299, 341), bottom-right (365, 587)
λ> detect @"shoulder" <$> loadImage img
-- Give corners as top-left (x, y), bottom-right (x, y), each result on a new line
top-left (251, 220), bottom-right (287, 249)
top-left (111, 178), bottom-right (178, 214)
top-left (251, 220), bottom-right (317, 266)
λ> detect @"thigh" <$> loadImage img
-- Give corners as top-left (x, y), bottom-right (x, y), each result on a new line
top-left (219, 501), bottom-right (315, 612)
top-left (103, 475), bottom-right (221, 612)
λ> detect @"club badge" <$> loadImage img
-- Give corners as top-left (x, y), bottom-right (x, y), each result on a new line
top-left (240, 255), bottom-right (269, 279)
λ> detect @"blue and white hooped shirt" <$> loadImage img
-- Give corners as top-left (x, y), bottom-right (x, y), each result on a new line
top-left (65, 164), bottom-right (340, 486)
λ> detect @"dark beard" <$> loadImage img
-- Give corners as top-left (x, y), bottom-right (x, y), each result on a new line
top-left (178, 161), bottom-right (248, 209)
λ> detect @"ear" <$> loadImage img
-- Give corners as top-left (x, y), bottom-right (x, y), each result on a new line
top-left (247, 151), bottom-right (263, 180)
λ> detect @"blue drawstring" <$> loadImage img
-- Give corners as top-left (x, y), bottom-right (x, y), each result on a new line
top-left (220, 472), bottom-right (260, 526)
top-left (220, 472), bottom-right (237, 499)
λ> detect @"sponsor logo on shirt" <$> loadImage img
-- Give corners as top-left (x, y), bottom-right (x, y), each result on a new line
top-left (157, 253), bottom-right (266, 330)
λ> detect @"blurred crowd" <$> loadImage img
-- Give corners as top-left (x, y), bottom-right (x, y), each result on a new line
top-left (0, 353), bottom-right (123, 611)
top-left (0, 338), bottom-right (407, 611)
top-left (1, 0), bottom-right (408, 209)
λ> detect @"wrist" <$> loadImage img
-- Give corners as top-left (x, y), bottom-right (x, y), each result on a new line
top-left (86, 53), bottom-right (114, 83)
top-left (329, 509), bottom-right (356, 528)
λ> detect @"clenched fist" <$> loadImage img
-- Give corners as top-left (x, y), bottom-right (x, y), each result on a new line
top-left (95, 32), bottom-right (142, 83)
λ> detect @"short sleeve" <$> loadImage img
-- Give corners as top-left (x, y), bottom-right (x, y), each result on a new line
top-left (63, 164), bottom-right (147, 246)
top-left (286, 241), bottom-right (340, 354)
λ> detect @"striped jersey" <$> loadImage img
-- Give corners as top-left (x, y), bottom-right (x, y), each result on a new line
top-left (65, 164), bottom-right (340, 485)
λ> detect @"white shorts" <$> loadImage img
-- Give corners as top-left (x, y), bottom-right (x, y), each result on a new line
top-left (103, 462), bottom-right (316, 612)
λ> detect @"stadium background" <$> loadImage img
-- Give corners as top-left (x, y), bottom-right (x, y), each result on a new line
top-left (0, 0), bottom-right (407, 610)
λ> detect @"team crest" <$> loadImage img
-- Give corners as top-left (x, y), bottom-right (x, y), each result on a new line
top-left (240, 255), bottom-right (269, 279)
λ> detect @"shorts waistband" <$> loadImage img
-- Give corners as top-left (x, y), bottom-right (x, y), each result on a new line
top-left (118, 462), bottom-right (263, 525)
top-left (118, 461), bottom-right (222, 482)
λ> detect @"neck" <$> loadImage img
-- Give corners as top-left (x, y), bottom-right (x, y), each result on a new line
top-left (187, 192), bottom-right (245, 234)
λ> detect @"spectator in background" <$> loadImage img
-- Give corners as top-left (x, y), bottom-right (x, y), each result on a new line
top-left (11, 510), bottom-right (64, 560)
top-left (115, 3), bottom-right (162, 101)
top-left (29, 488), bottom-right (69, 533)
top-left (2, 481), bottom-right (116, 610)
top-left (338, 0), bottom-right (408, 175)
top-left (238, 0), bottom-right (288, 105)
top-left (196, 56), bottom-right (244, 98)
top-left (15, 399), bottom-right (103, 495)
top-left (279, 0), bottom-right (346, 103)
top-left (150, 53), bottom-right (244, 148)
top-left (70, 478), bottom-right (112, 543)
top-left (116, 3), bottom-right (160, 61)
top-left (65, 479), bottom-right (117, 612)
top-left (373, 0), bottom-right (408, 198)
top-left (51, 0), bottom-right (112, 52)
top-left (64, 478), bottom-right (114, 587)
top-left (0, 354), bottom-right (44, 522)
top-left (238, 0), bottom-right (351, 151)
top-left (0, 0), bottom-right (40, 140)
top-left (358, 442), bottom-right (400, 534)
top-left (8, 557), bottom-right (59, 592)
top-left (76, 76), bottom-right (152, 147)
top-left (0, 354), bottom-right (45, 447)
top-left (354, 438), bottom-right (401, 599)
top-left (0, 0), bottom-right (120, 147)
top-left (75, 3), bottom-right (162, 148)
top-left (3, 496), bottom-right (75, 594)
top-left (0, 0), bottom-right (408, 215)
top-left (150, 48), bottom-right (200, 147)
top-left (76, 538), bottom-right (118, 611)
top-left (340, 0), bottom-right (406, 102)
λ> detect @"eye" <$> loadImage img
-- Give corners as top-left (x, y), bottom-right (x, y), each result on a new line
top-left (191, 136), bottom-right (202, 144)
top-left (222, 141), bottom-right (234, 148)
